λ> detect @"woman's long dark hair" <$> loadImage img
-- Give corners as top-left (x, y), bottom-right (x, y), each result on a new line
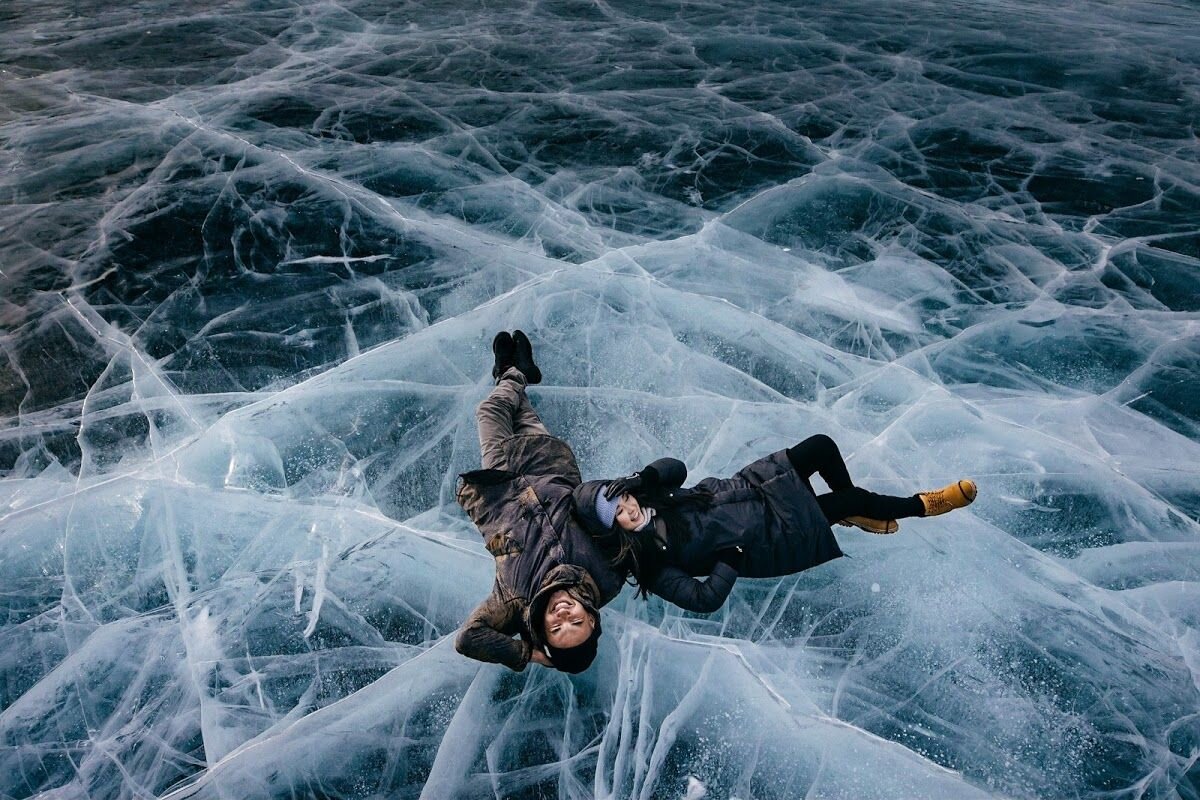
top-left (603, 486), bottom-right (715, 599)
top-left (602, 527), bottom-right (654, 600)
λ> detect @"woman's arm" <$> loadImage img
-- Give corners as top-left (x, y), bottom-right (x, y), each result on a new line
top-left (641, 457), bottom-right (687, 491)
top-left (454, 592), bottom-right (531, 671)
top-left (607, 457), bottom-right (689, 499)
top-left (650, 560), bottom-right (739, 613)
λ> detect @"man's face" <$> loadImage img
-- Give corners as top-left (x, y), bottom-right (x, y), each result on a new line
top-left (542, 589), bottom-right (595, 648)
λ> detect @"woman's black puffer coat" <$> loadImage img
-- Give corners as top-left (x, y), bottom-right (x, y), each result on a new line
top-left (573, 450), bottom-right (843, 612)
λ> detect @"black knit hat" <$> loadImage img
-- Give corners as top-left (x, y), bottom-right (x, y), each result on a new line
top-left (543, 616), bottom-right (602, 674)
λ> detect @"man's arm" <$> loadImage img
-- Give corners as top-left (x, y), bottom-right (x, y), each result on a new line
top-left (454, 591), bottom-right (531, 671)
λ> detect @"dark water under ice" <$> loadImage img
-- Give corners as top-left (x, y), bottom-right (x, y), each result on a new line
top-left (1, 1), bottom-right (1199, 798)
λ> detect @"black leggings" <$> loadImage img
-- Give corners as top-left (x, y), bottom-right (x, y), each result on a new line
top-left (786, 435), bottom-right (925, 523)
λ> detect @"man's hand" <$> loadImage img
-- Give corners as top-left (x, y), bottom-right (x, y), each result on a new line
top-left (530, 649), bottom-right (554, 667)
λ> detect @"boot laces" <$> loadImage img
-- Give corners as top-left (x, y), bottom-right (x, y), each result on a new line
top-left (924, 491), bottom-right (956, 516)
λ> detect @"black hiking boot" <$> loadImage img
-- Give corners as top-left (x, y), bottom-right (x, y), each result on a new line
top-left (511, 330), bottom-right (542, 384)
top-left (492, 331), bottom-right (516, 381)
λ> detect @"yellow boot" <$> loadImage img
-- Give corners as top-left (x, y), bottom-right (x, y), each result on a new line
top-left (919, 479), bottom-right (977, 517)
top-left (839, 516), bottom-right (899, 535)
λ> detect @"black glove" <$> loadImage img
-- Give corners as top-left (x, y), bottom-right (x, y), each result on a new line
top-left (604, 465), bottom-right (661, 500)
top-left (715, 546), bottom-right (744, 571)
top-left (604, 472), bottom-right (644, 500)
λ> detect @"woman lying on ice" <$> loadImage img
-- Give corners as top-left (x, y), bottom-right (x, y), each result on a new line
top-left (454, 331), bottom-right (625, 673)
top-left (574, 436), bottom-right (977, 612)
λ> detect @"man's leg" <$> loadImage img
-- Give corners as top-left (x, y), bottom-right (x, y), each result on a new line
top-left (512, 389), bottom-right (550, 438)
top-left (476, 367), bottom-right (549, 470)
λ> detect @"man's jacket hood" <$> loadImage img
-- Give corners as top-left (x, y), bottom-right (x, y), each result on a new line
top-left (525, 563), bottom-right (603, 652)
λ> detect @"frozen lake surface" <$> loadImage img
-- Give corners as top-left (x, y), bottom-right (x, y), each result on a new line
top-left (2, 0), bottom-right (1199, 797)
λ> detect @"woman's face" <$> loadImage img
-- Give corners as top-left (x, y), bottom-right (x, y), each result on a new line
top-left (542, 589), bottom-right (595, 648)
top-left (614, 493), bottom-right (645, 532)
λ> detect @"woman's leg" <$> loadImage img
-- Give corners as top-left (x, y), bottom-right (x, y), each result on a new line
top-left (786, 434), bottom-right (976, 526)
top-left (787, 434), bottom-right (924, 526)
top-left (786, 434), bottom-right (854, 492)
top-left (476, 367), bottom-right (549, 470)
top-left (815, 487), bottom-right (924, 524)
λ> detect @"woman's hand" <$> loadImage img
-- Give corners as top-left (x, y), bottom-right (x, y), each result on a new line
top-left (529, 649), bottom-right (554, 667)
top-left (716, 545), bottom-right (744, 571)
top-left (604, 472), bottom-right (643, 500)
